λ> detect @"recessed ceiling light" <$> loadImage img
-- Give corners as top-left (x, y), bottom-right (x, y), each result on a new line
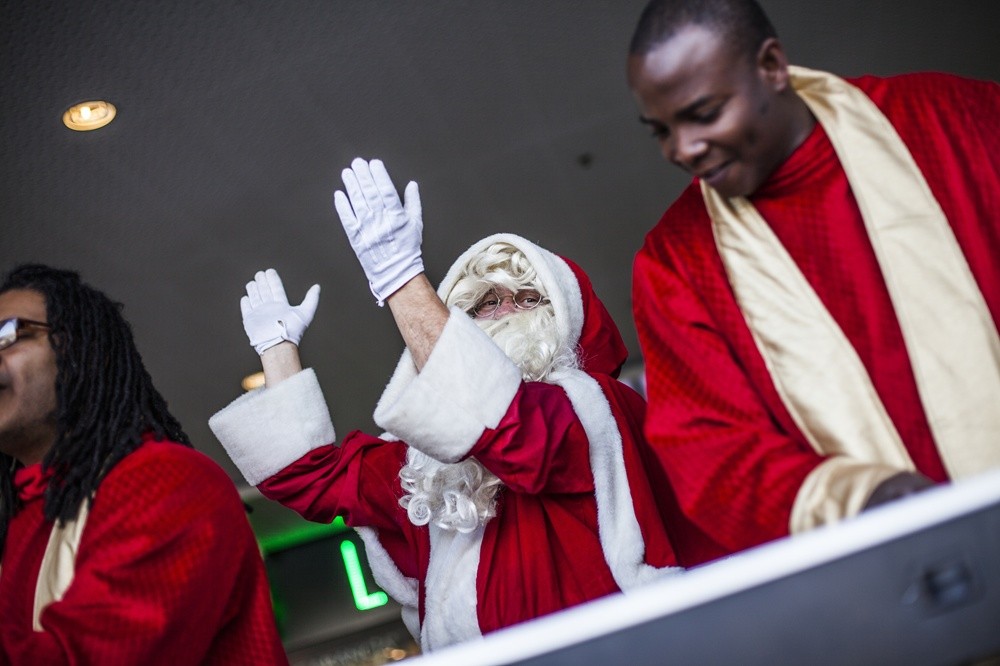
top-left (62, 100), bottom-right (117, 131)
top-left (242, 371), bottom-right (266, 392)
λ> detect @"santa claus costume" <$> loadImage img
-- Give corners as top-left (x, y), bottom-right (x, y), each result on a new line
top-left (211, 233), bottom-right (680, 651)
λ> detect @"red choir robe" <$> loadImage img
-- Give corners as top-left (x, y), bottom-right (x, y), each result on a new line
top-left (633, 72), bottom-right (1000, 566)
top-left (213, 234), bottom-right (680, 651)
top-left (0, 437), bottom-right (288, 666)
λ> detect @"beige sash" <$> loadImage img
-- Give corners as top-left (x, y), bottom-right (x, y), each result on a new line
top-left (32, 500), bottom-right (89, 631)
top-left (704, 66), bottom-right (1000, 532)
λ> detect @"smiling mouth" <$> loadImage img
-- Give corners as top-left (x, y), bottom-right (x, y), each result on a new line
top-left (697, 161), bottom-right (731, 182)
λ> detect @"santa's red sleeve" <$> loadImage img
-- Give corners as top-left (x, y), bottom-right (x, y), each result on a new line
top-left (211, 367), bottom-right (423, 579)
top-left (466, 381), bottom-right (597, 494)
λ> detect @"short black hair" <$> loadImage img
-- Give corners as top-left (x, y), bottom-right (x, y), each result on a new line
top-left (629, 0), bottom-right (777, 61)
top-left (0, 264), bottom-right (190, 554)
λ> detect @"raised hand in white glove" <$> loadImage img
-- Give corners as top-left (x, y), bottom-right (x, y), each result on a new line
top-left (334, 157), bottom-right (424, 306)
top-left (241, 268), bottom-right (321, 355)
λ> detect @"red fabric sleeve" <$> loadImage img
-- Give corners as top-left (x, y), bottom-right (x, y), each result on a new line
top-left (633, 206), bottom-right (823, 560)
top-left (4, 442), bottom-right (287, 666)
top-left (257, 434), bottom-right (424, 580)
top-left (466, 382), bottom-right (597, 495)
top-left (471, 376), bottom-right (680, 568)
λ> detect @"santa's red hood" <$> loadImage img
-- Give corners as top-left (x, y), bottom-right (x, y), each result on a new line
top-left (559, 256), bottom-right (628, 378)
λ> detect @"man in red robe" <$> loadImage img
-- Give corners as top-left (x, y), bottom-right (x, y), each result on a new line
top-left (627, 0), bottom-right (1000, 566)
top-left (210, 158), bottom-right (679, 651)
top-left (0, 265), bottom-right (287, 664)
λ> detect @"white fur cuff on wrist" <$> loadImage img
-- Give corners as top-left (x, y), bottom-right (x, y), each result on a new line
top-left (208, 368), bottom-right (336, 485)
top-left (375, 310), bottom-right (521, 462)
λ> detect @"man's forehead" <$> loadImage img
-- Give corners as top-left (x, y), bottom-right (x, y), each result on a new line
top-left (631, 28), bottom-right (750, 119)
top-left (0, 288), bottom-right (48, 321)
top-left (631, 24), bottom-right (740, 87)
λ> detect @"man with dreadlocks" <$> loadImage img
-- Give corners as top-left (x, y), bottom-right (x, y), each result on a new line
top-left (210, 158), bottom-right (680, 651)
top-left (0, 265), bottom-right (287, 665)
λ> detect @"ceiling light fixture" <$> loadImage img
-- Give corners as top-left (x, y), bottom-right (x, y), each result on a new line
top-left (62, 100), bottom-right (117, 131)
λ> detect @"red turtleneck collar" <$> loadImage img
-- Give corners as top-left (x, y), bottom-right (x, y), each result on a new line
top-left (13, 463), bottom-right (52, 502)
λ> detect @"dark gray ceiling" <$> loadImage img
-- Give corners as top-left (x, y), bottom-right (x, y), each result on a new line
top-left (3, 0), bottom-right (999, 486)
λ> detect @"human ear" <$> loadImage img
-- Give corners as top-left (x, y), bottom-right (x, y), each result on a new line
top-left (755, 37), bottom-right (790, 91)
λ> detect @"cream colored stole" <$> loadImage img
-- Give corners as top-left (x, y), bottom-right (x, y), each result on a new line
top-left (32, 500), bottom-right (89, 631)
top-left (704, 66), bottom-right (1000, 533)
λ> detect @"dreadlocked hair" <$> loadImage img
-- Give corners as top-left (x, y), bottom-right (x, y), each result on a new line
top-left (0, 264), bottom-right (190, 555)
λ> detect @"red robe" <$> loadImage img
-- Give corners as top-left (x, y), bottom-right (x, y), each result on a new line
top-left (259, 376), bottom-right (664, 637)
top-left (0, 438), bottom-right (287, 666)
top-left (633, 72), bottom-right (1000, 565)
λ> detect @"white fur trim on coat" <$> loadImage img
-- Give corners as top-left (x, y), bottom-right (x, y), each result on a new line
top-left (354, 526), bottom-right (422, 640)
top-left (208, 368), bottom-right (336, 486)
top-left (550, 367), bottom-right (682, 589)
top-left (421, 524), bottom-right (486, 649)
top-left (374, 310), bottom-right (522, 463)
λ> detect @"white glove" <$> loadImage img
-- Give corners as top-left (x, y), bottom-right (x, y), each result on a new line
top-left (334, 157), bottom-right (424, 306)
top-left (240, 268), bottom-right (321, 355)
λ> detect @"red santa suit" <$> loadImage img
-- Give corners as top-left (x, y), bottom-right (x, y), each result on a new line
top-left (210, 233), bottom-right (679, 651)
top-left (0, 436), bottom-right (288, 665)
top-left (633, 68), bottom-right (1000, 566)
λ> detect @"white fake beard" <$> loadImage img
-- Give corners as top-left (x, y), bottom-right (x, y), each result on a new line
top-left (399, 448), bottom-right (503, 533)
top-left (398, 308), bottom-right (578, 531)
top-left (474, 307), bottom-right (577, 382)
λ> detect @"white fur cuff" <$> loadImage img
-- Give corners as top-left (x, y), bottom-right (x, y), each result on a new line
top-left (375, 311), bottom-right (521, 462)
top-left (208, 368), bottom-right (336, 486)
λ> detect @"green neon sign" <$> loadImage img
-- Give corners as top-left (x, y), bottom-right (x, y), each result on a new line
top-left (340, 540), bottom-right (389, 610)
top-left (256, 515), bottom-right (350, 555)
top-left (253, 511), bottom-right (391, 614)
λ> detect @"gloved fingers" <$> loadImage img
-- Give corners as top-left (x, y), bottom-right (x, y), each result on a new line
top-left (341, 166), bottom-right (371, 220)
top-left (350, 157), bottom-right (383, 214)
top-left (264, 268), bottom-right (289, 304)
top-left (403, 180), bottom-right (422, 224)
top-left (240, 295), bottom-right (252, 318)
top-left (246, 275), bottom-right (263, 308)
top-left (334, 190), bottom-right (360, 234)
top-left (254, 270), bottom-right (274, 304)
top-left (295, 284), bottom-right (322, 322)
top-left (370, 159), bottom-right (404, 212)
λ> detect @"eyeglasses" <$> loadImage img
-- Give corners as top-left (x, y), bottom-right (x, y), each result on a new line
top-left (0, 317), bottom-right (52, 352)
top-left (471, 289), bottom-right (548, 318)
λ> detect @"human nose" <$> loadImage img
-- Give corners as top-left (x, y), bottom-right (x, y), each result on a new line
top-left (492, 294), bottom-right (519, 317)
top-left (668, 126), bottom-right (708, 170)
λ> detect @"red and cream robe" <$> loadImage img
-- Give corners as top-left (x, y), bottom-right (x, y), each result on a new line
top-left (633, 68), bottom-right (1000, 566)
top-left (0, 438), bottom-right (288, 665)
